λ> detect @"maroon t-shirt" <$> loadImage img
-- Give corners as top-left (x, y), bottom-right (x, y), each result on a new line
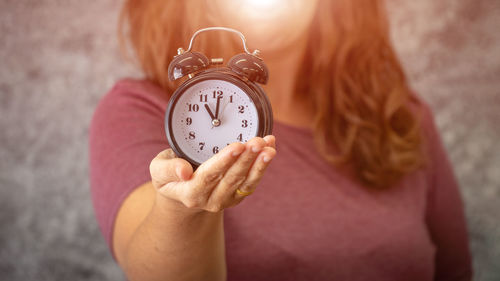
top-left (89, 79), bottom-right (472, 281)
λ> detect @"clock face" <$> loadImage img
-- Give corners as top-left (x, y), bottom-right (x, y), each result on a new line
top-left (169, 79), bottom-right (259, 165)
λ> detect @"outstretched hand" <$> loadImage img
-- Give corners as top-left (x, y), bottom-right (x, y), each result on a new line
top-left (150, 136), bottom-right (276, 213)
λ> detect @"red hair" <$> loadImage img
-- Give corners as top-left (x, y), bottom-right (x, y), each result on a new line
top-left (119, 0), bottom-right (424, 188)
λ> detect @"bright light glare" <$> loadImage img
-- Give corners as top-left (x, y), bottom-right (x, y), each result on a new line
top-left (216, 0), bottom-right (317, 51)
top-left (237, 0), bottom-right (285, 20)
top-left (244, 0), bottom-right (281, 8)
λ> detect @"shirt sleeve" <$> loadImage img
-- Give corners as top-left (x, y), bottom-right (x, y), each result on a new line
top-left (422, 104), bottom-right (473, 281)
top-left (89, 79), bottom-right (169, 256)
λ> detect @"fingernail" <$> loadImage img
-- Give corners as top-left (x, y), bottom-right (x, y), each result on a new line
top-left (263, 155), bottom-right (273, 163)
top-left (232, 150), bottom-right (242, 157)
top-left (251, 146), bottom-right (261, 153)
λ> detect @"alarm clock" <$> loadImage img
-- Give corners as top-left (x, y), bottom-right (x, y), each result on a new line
top-left (165, 27), bottom-right (273, 168)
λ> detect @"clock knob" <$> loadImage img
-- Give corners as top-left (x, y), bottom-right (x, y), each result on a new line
top-left (168, 52), bottom-right (210, 81)
top-left (228, 53), bottom-right (269, 84)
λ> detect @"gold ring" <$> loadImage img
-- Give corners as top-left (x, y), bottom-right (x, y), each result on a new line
top-left (235, 188), bottom-right (254, 197)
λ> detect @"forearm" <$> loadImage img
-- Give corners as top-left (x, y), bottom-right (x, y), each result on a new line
top-left (122, 195), bottom-right (227, 281)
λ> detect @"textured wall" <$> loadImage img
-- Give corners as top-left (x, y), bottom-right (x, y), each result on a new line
top-left (0, 0), bottom-right (499, 280)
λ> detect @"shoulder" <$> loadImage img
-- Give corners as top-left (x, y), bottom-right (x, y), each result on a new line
top-left (408, 93), bottom-right (458, 198)
top-left (89, 77), bottom-right (171, 169)
top-left (109, 78), bottom-right (167, 97)
top-left (90, 78), bottom-right (170, 137)
top-left (407, 92), bottom-right (443, 157)
top-left (95, 78), bottom-right (169, 116)
top-left (408, 92), bottom-right (438, 136)
top-left (400, 92), bottom-right (450, 188)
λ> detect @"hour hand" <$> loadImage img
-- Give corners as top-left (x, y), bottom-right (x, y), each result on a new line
top-left (204, 104), bottom-right (216, 120)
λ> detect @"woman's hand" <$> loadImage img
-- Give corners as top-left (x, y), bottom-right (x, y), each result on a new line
top-left (150, 135), bottom-right (276, 213)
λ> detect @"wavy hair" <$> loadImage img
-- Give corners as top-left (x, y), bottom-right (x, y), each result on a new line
top-left (119, 0), bottom-right (424, 188)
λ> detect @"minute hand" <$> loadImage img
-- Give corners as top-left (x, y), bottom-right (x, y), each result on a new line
top-left (215, 96), bottom-right (222, 120)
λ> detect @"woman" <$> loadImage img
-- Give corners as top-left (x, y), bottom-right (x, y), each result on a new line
top-left (90, 0), bottom-right (472, 280)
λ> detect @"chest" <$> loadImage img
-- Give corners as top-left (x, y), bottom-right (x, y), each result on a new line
top-left (224, 134), bottom-right (436, 280)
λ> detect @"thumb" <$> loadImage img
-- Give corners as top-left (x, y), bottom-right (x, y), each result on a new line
top-left (150, 149), bottom-right (193, 188)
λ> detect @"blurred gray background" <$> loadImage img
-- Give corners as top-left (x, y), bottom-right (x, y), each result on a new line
top-left (0, 0), bottom-right (499, 280)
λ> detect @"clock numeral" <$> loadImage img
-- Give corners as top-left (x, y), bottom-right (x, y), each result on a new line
top-left (212, 90), bottom-right (223, 99)
top-left (241, 120), bottom-right (248, 128)
top-left (199, 94), bottom-right (208, 103)
top-left (199, 142), bottom-right (205, 150)
top-left (186, 117), bottom-right (192, 125)
top-left (238, 105), bottom-right (244, 113)
top-left (188, 104), bottom-right (199, 112)
top-left (230, 95), bottom-right (233, 103)
top-left (188, 131), bottom-right (196, 140)
top-left (237, 133), bottom-right (243, 142)
top-left (212, 146), bottom-right (219, 154)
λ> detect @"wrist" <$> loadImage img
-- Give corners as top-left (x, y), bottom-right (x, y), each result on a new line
top-left (149, 193), bottom-right (223, 236)
top-left (152, 192), bottom-right (218, 219)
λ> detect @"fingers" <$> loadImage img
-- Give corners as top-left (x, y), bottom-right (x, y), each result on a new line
top-left (150, 149), bottom-right (193, 189)
top-left (263, 135), bottom-right (276, 149)
top-left (183, 142), bottom-right (246, 200)
top-left (152, 136), bottom-right (277, 213)
top-left (158, 148), bottom-right (177, 160)
top-left (208, 137), bottom-right (270, 208)
top-left (233, 146), bottom-right (276, 199)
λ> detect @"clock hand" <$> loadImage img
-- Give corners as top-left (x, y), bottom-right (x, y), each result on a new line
top-left (205, 102), bottom-right (221, 128)
top-left (204, 104), bottom-right (216, 120)
top-left (215, 96), bottom-right (222, 120)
